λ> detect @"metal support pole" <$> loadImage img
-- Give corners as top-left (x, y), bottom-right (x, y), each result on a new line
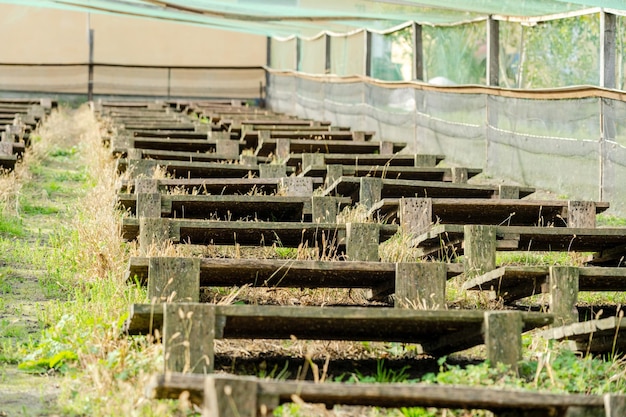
top-left (325, 33), bottom-right (331, 74)
top-left (486, 17), bottom-right (499, 87)
top-left (365, 30), bottom-right (372, 77)
top-left (167, 67), bottom-right (171, 99)
top-left (412, 22), bottom-right (424, 81)
top-left (601, 11), bottom-right (617, 89)
top-left (87, 28), bottom-right (94, 102)
top-left (296, 37), bottom-right (301, 71)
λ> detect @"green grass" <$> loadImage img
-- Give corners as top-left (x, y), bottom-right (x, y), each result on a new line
top-left (0, 216), bottom-right (25, 237)
top-left (597, 214), bottom-right (626, 227)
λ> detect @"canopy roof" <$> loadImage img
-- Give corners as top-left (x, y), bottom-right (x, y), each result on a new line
top-left (2, 0), bottom-right (626, 37)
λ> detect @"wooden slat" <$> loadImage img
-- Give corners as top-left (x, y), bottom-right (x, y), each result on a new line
top-left (541, 316), bottom-right (626, 354)
top-left (121, 218), bottom-right (398, 247)
top-left (285, 153), bottom-right (445, 168)
top-left (463, 266), bottom-right (626, 302)
top-left (146, 373), bottom-right (607, 414)
top-left (126, 257), bottom-right (462, 288)
top-left (369, 198), bottom-right (609, 227)
top-left (255, 139), bottom-right (406, 157)
top-left (324, 177), bottom-right (535, 201)
top-left (125, 304), bottom-right (552, 356)
top-left (413, 224), bottom-right (626, 259)
top-left (301, 166), bottom-right (482, 182)
top-left (116, 177), bottom-right (324, 194)
top-left (116, 158), bottom-right (295, 179)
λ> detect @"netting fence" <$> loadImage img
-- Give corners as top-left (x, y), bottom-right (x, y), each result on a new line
top-left (267, 71), bottom-right (626, 216)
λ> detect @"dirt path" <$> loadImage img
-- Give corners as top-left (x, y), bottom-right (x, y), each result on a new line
top-left (0, 122), bottom-right (92, 416)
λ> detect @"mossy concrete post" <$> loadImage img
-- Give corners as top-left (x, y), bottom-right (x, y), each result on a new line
top-left (312, 196), bottom-right (340, 223)
top-left (395, 262), bottom-right (446, 309)
top-left (139, 217), bottom-right (179, 255)
top-left (128, 159), bottom-right (157, 179)
top-left (275, 138), bottom-right (290, 160)
top-left (352, 131), bottom-right (366, 141)
top-left (280, 177), bottom-right (313, 197)
top-left (359, 177), bottom-right (382, 209)
top-left (451, 167), bottom-right (468, 183)
top-left (379, 141), bottom-right (394, 155)
top-left (484, 311), bottom-right (522, 373)
top-left (137, 192), bottom-right (162, 218)
top-left (216, 139), bottom-right (239, 159)
top-left (499, 185), bottom-right (520, 199)
top-left (399, 198), bottom-right (432, 236)
top-left (203, 375), bottom-right (260, 417)
top-left (208, 131), bottom-right (231, 140)
top-left (414, 154), bottom-right (437, 167)
top-left (0, 142), bottom-right (13, 156)
top-left (148, 257), bottom-right (200, 303)
top-left (301, 153), bottom-right (325, 170)
top-left (163, 303), bottom-right (214, 374)
top-left (567, 201), bottom-right (596, 228)
top-left (325, 164), bottom-right (343, 188)
top-left (549, 266), bottom-right (579, 326)
top-left (346, 222), bottom-right (379, 261)
top-left (463, 225), bottom-right (496, 278)
top-left (259, 164), bottom-right (286, 178)
top-left (239, 154), bottom-right (257, 166)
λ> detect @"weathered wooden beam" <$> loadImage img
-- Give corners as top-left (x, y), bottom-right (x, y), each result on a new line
top-left (311, 196), bottom-right (340, 223)
top-left (567, 201), bottom-right (596, 228)
top-left (203, 375), bottom-right (259, 417)
top-left (280, 177), bottom-right (313, 196)
top-left (259, 164), bottom-right (286, 178)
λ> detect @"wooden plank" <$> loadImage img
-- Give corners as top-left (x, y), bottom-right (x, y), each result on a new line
top-left (464, 266), bottom-right (626, 302)
top-left (127, 257), bottom-right (463, 290)
top-left (325, 177), bottom-right (535, 203)
top-left (285, 153), bottom-right (445, 168)
top-left (125, 304), bottom-right (552, 357)
top-left (147, 373), bottom-right (606, 416)
top-left (118, 194), bottom-right (350, 221)
top-left (122, 218), bottom-right (398, 248)
top-left (242, 130), bottom-right (374, 149)
top-left (412, 224), bottom-right (626, 260)
top-left (125, 149), bottom-right (243, 163)
top-left (368, 198), bottom-right (610, 227)
top-left (116, 158), bottom-right (295, 179)
top-left (540, 315), bottom-right (626, 354)
top-left (116, 177), bottom-right (324, 195)
top-left (300, 165), bottom-right (482, 182)
top-left (255, 139), bottom-right (406, 157)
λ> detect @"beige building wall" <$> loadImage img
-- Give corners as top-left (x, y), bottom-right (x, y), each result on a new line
top-left (0, 4), bottom-right (266, 65)
top-left (0, 4), bottom-right (267, 97)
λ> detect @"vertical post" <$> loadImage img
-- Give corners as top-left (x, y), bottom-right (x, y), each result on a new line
top-left (359, 177), bottom-right (382, 209)
top-left (365, 30), bottom-right (373, 77)
top-left (265, 36), bottom-right (272, 107)
top-left (296, 37), bottom-right (302, 71)
top-left (399, 197), bottom-right (432, 236)
top-left (204, 376), bottom-right (259, 417)
top-left (325, 33), bottom-right (331, 74)
top-left (87, 28), bottom-right (95, 102)
top-left (549, 266), bottom-right (579, 326)
top-left (601, 11), bottom-right (617, 89)
top-left (346, 222), bottom-right (379, 261)
top-left (148, 257), bottom-right (200, 303)
top-left (463, 225), bottom-right (496, 278)
top-left (487, 16), bottom-right (499, 87)
top-left (163, 303), bottom-right (215, 374)
top-left (412, 22), bottom-right (424, 81)
top-left (395, 262), bottom-right (446, 309)
top-left (167, 67), bottom-right (171, 99)
top-left (484, 311), bottom-right (522, 373)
